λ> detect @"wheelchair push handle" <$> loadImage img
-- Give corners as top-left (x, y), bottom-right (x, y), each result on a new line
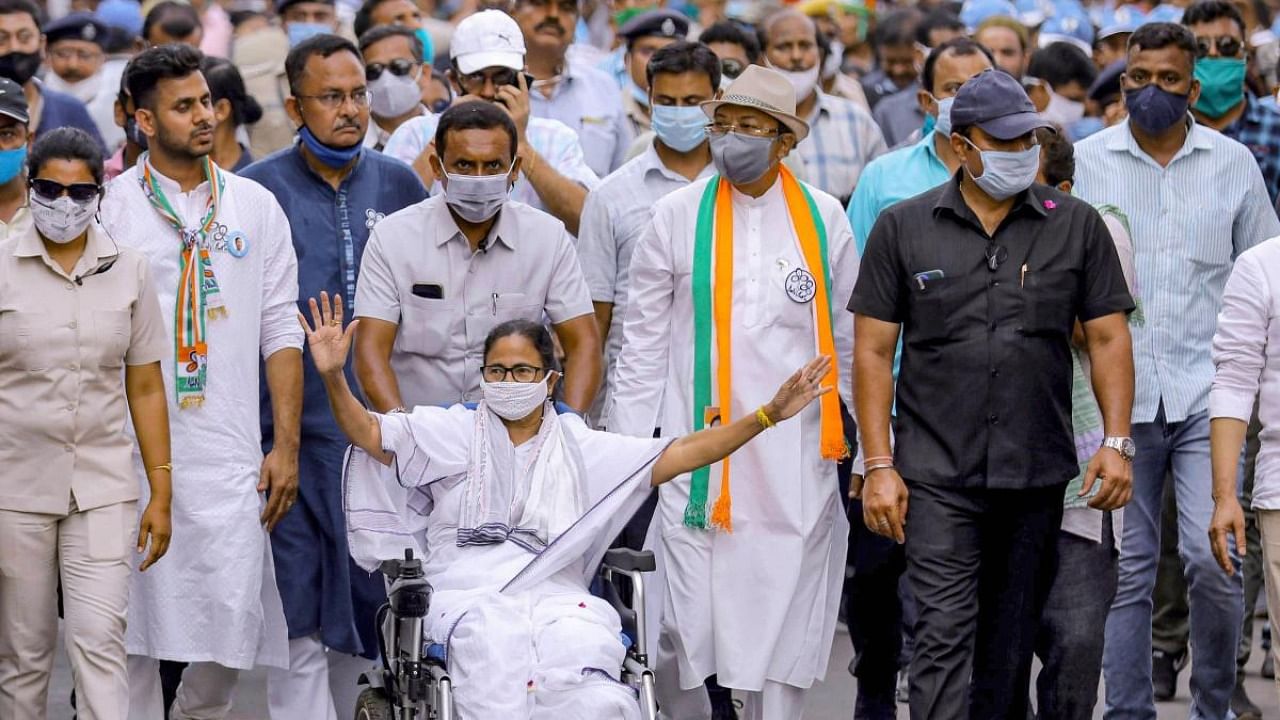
top-left (603, 548), bottom-right (656, 573)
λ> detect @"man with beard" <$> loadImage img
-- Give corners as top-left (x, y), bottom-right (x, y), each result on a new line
top-left (98, 43), bottom-right (304, 719)
top-left (240, 33), bottom-right (427, 720)
top-left (0, 0), bottom-right (104, 150)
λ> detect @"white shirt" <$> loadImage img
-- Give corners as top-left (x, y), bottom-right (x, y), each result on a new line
top-left (100, 161), bottom-right (301, 669)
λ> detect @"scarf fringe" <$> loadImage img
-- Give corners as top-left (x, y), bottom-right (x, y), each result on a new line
top-left (206, 307), bottom-right (228, 320)
top-left (682, 501), bottom-right (708, 529)
top-left (822, 437), bottom-right (850, 462)
top-left (709, 483), bottom-right (732, 533)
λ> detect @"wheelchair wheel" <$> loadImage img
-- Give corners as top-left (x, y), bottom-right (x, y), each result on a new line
top-left (354, 687), bottom-right (393, 720)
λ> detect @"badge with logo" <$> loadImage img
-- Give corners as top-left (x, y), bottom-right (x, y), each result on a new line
top-left (226, 230), bottom-right (249, 258)
top-left (785, 267), bottom-right (816, 303)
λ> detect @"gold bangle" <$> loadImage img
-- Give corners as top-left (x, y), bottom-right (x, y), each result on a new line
top-left (755, 405), bottom-right (776, 429)
top-left (148, 463), bottom-right (172, 474)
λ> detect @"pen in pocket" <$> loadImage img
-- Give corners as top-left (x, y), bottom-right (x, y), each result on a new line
top-left (1020, 264), bottom-right (1027, 288)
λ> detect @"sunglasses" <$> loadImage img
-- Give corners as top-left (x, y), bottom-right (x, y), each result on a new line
top-left (366, 58), bottom-right (419, 82)
top-left (30, 178), bottom-right (100, 203)
top-left (720, 58), bottom-right (746, 80)
top-left (1196, 35), bottom-right (1244, 58)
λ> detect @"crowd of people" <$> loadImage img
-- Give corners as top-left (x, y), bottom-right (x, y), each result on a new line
top-left (1, 0), bottom-right (1280, 717)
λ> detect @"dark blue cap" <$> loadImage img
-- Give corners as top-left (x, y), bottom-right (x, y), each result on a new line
top-left (949, 68), bottom-right (1053, 140)
top-left (44, 12), bottom-right (110, 47)
top-left (618, 9), bottom-right (689, 41)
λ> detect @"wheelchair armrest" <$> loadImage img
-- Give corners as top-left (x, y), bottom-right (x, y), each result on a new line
top-left (603, 548), bottom-right (656, 573)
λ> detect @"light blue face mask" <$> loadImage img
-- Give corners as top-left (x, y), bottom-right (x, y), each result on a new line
top-left (962, 136), bottom-right (1039, 201)
top-left (932, 95), bottom-right (954, 138)
top-left (0, 144), bottom-right (26, 185)
top-left (651, 104), bottom-right (707, 152)
top-left (628, 77), bottom-right (650, 108)
top-left (414, 28), bottom-right (435, 64)
top-left (287, 22), bottom-right (331, 47)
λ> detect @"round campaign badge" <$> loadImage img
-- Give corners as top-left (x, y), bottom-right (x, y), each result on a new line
top-left (227, 231), bottom-right (249, 258)
top-left (785, 267), bottom-right (817, 303)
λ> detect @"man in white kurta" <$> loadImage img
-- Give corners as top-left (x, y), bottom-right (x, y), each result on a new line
top-left (607, 65), bottom-right (856, 719)
top-left (100, 153), bottom-right (302, 717)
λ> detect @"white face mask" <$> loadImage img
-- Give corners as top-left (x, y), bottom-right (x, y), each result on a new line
top-left (773, 63), bottom-right (820, 102)
top-left (30, 193), bottom-right (96, 244)
top-left (46, 71), bottom-right (101, 105)
top-left (823, 40), bottom-right (845, 80)
top-left (481, 375), bottom-right (551, 421)
top-left (369, 70), bottom-right (422, 119)
top-left (1044, 89), bottom-right (1085, 126)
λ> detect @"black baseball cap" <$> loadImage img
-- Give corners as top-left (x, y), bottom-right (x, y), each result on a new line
top-left (950, 68), bottom-right (1052, 140)
top-left (618, 9), bottom-right (689, 42)
top-left (0, 77), bottom-right (29, 124)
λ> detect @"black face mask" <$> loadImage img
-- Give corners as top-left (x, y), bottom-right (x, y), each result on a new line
top-left (0, 51), bottom-right (41, 85)
top-left (125, 116), bottom-right (149, 151)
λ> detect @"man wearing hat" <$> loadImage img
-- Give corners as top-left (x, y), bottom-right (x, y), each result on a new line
top-left (44, 12), bottom-right (122, 148)
top-left (617, 8), bottom-right (688, 136)
top-left (610, 64), bottom-right (856, 719)
top-left (852, 68), bottom-right (1135, 717)
top-left (383, 9), bottom-right (598, 234)
top-left (0, 75), bottom-right (29, 241)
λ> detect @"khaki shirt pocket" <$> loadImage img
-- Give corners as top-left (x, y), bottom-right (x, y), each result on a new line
top-left (94, 310), bottom-right (131, 368)
top-left (0, 311), bottom-right (47, 371)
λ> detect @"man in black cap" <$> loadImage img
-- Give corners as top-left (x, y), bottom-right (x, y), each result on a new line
top-left (617, 8), bottom-right (688, 136)
top-left (44, 12), bottom-right (122, 147)
top-left (850, 68), bottom-right (1136, 718)
top-left (0, 75), bottom-right (28, 239)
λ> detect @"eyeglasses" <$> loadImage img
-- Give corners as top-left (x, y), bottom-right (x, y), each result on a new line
top-left (706, 122), bottom-right (781, 138)
top-left (985, 243), bottom-right (1008, 272)
top-left (720, 58), bottom-right (746, 80)
top-left (481, 364), bottom-right (547, 383)
top-left (30, 178), bottom-right (100, 203)
top-left (366, 58), bottom-right (419, 82)
top-left (1196, 35), bottom-right (1244, 58)
top-left (296, 89), bottom-right (373, 109)
top-left (49, 46), bottom-right (103, 63)
top-left (458, 68), bottom-right (523, 90)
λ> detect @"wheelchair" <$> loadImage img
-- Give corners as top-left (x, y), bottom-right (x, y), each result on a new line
top-left (352, 547), bottom-right (660, 720)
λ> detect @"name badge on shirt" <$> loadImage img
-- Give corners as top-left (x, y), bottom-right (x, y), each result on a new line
top-left (785, 268), bottom-right (817, 303)
top-left (226, 230), bottom-right (249, 258)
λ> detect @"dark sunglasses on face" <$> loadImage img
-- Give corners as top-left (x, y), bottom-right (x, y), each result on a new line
top-left (720, 58), bottom-right (745, 80)
top-left (1196, 35), bottom-right (1244, 58)
top-left (30, 178), bottom-right (100, 203)
top-left (366, 58), bottom-right (419, 82)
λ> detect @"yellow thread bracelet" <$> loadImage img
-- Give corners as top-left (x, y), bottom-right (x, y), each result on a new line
top-left (756, 406), bottom-right (776, 429)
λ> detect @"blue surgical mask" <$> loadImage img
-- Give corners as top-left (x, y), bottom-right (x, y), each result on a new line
top-left (651, 104), bottom-right (707, 152)
top-left (287, 22), bottom-right (331, 48)
top-left (414, 28), bottom-right (435, 64)
top-left (933, 95), bottom-right (954, 138)
top-left (628, 77), bottom-right (650, 108)
top-left (0, 144), bottom-right (26, 185)
top-left (299, 125), bottom-right (362, 168)
top-left (962, 136), bottom-right (1039, 201)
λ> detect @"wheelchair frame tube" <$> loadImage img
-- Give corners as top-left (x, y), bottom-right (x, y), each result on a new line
top-left (628, 569), bottom-right (649, 661)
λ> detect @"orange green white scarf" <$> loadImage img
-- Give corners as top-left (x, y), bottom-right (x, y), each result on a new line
top-left (140, 154), bottom-right (227, 409)
top-left (688, 166), bottom-right (847, 531)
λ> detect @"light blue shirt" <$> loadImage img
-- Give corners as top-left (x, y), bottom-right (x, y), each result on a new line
top-left (531, 63), bottom-right (634, 178)
top-left (846, 131), bottom-right (951, 254)
top-left (1074, 118), bottom-right (1280, 424)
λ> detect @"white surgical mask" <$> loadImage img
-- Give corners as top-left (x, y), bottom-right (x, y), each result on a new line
top-left (30, 193), bottom-right (96, 244)
top-left (46, 71), bottom-right (101, 105)
top-left (369, 70), bottom-right (422, 119)
top-left (441, 163), bottom-right (514, 224)
top-left (481, 375), bottom-right (551, 420)
top-left (1044, 89), bottom-right (1085, 126)
top-left (822, 41), bottom-right (845, 80)
top-left (772, 63), bottom-right (820, 102)
top-left (962, 136), bottom-right (1040, 201)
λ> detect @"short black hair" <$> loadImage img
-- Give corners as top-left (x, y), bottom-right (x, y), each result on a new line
top-left (434, 100), bottom-right (518, 161)
top-left (875, 8), bottom-right (922, 49)
top-left (124, 43), bottom-right (204, 110)
top-left (917, 8), bottom-right (965, 47)
top-left (1028, 41), bottom-right (1098, 89)
top-left (0, 0), bottom-right (41, 27)
top-left (1128, 21), bottom-right (1198, 69)
top-left (28, 127), bottom-right (105, 186)
top-left (699, 20), bottom-right (761, 64)
top-left (353, 0), bottom-right (396, 40)
top-left (1182, 0), bottom-right (1247, 37)
top-left (645, 40), bottom-right (720, 90)
top-left (1037, 126), bottom-right (1074, 187)
top-left (358, 23), bottom-right (425, 63)
top-left (485, 318), bottom-right (555, 370)
top-left (922, 37), bottom-right (994, 95)
top-left (285, 33), bottom-right (361, 96)
top-left (201, 56), bottom-right (263, 126)
top-left (142, 1), bottom-right (201, 43)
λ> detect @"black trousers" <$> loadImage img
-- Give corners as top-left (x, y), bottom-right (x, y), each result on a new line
top-left (846, 499), bottom-right (907, 701)
top-left (904, 480), bottom-right (1067, 720)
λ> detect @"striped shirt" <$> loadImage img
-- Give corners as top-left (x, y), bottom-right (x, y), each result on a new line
top-left (795, 91), bottom-right (888, 204)
top-left (1074, 118), bottom-right (1280, 424)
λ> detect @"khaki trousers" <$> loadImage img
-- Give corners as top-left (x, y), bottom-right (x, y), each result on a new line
top-left (1258, 509), bottom-right (1280, 700)
top-left (0, 500), bottom-right (136, 720)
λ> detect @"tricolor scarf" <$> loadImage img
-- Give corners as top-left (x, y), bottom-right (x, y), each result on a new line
top-left (140, 154), bottom-right (228, 408)
top-left (688, 166), bottom-right (847, 531)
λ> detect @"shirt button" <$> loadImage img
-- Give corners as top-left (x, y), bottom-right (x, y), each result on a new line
top-left (66, 403), bottom-right (75, 411)
top-left (989, 322), bottom-right (998, 331)
top-left (67, 363), bottom-right (78, 370)
top-left (64, 444), bottom-right (73, 452)
top-left (990, 368), bottom-right (999, 377)
top-left (990, 280), bottom-right (1000, 288)
top-left (64, 283), bottom-right (74, 291)
top-left (988, 414), bottom-right (999, 424)
top-left (68, 321), bottom-right (77, 329)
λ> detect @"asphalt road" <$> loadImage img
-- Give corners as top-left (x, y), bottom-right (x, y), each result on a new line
top-left (45, 624), bottom-right (1280, 719)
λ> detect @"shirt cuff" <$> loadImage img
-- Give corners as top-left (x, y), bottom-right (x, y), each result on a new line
top-left (1209, 387), bottom-right (1256, 423)
top-left (353, 304), bottom-right (400, 324)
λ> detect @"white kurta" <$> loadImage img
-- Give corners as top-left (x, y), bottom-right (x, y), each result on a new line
top-left (608, 177), bottom-right (857, 692)
top-left (344, 405), bottom-right (671, 718)
top-left (100, 163), bottom-right (302, 670)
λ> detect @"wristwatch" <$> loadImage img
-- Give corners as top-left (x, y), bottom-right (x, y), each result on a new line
top-left (1102, 436), bottom-right (1136, 462)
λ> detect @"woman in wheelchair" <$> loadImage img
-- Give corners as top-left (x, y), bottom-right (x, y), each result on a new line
top-left (300, 292), bottom-right (829, 719)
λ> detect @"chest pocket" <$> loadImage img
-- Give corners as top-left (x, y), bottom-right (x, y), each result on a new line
top-left (1019, 270), bottom-right (1076, 337)
top-left (399, 296), bottom-right (455, 357)
top-left (0, 311), bottom-right (41, 371)
top-left (576, 119), bottom-right (616, 177)
top-left (464, 293), bottom-right (542, 357)
top-left (94, 310), bottom-right (131, 368)
top-left (906, 276), bottom-right (962, 343)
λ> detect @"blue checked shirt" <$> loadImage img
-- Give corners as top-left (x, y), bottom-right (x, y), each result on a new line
top-left (1074, 118), bottom-right (1280, 424)
top-left (795, 91), bottom-right (888, 203)
top-left (1222, 93), bottom-right (1280, 205)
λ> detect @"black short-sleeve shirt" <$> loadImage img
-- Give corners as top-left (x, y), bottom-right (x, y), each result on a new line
top-left (848, 173), bottom-right (1134, 490)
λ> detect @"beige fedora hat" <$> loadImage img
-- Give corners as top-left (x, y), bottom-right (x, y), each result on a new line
top-left (701, 64), bottom-right (810, 141)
